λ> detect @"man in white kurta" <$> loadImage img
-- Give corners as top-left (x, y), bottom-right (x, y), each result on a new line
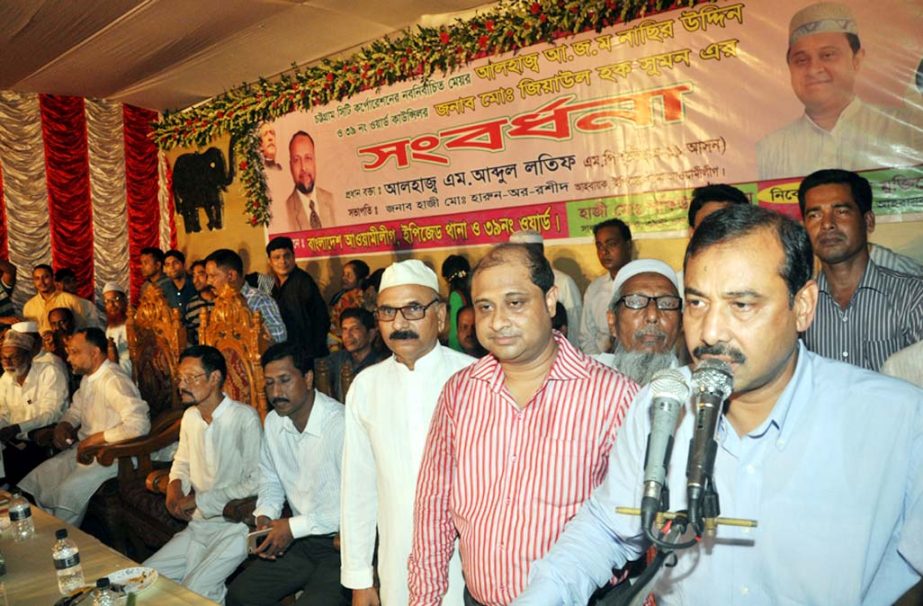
top-left (341, 260), bottom-right (473, 606)
top-left (20, 328), bottom-right (149, 525)
top-left (102, 282), bottom-right (132, 376)
top-left (144, 346), bottom-right (261, 604)
top-left (756, 2), bottom-right (923, 180)
top-left (0, 330), bottom-right (69, 484)
top-left (227, 341), bottom-right (348, 606)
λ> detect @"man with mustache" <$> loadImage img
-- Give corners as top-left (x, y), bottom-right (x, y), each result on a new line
top-left (324, 307), bottom-right (386, 402)
top-left (799, 168), bottom-right (923, 370)
top-left (341, 260), bottom-right (473, 606)
top-left (227, 341), bottom-right (349, 606)
top-left (409, 244), bottom-right (639, 605)
top-left (598, 259), bottom-right (683, 385)
top-left (514, 204), bottom-right (923, 605)
top-left (284, 131), bottom-right (335, 232)
top-left (145, 345), bottom-right (261, 603)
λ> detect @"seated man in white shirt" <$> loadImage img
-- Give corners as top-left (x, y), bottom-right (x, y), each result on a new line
top-left (227, 341), bottom-right (349, 606)
top-left (0, 330), bottom-right (69, 485)
top-left (102, 282), bottom-right (131, 376)
top-left (145, 345), bottom-right (262, 603)
top-left (19, 327), bottom-right (150, 525)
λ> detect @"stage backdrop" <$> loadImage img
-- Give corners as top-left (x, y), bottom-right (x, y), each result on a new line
top-left (256, 0), bottom-right (923, 258)
top-left (0, 91), bottom-right (174, 309)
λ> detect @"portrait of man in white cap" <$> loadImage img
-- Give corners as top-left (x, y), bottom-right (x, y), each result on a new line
top-left (756, 1), bottom-right (923, 180)
top-left (340, 259), bottom-right (472, 606)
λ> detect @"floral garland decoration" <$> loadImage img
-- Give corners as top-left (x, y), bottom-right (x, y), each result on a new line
top-left (153, 0), bottom-right (696, 226)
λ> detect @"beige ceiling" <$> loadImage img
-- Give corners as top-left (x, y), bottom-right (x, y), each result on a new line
top-left (0, 0), bottom-right (494, 112)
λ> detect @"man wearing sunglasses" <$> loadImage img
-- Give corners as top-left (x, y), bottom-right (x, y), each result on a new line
top-left (599, 260), bottom-right (684, 385)
top-left (341, 259), bottom-right (473, 606)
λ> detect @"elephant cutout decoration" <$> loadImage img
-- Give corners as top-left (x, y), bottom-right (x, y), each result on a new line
top-left (171, 138), bottom-right (235, 232)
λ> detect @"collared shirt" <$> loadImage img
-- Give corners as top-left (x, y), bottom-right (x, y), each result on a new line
top-left (162, 277), bottom-right (198, 315)
top-left (240, 283), bottom-right (287, 344)
top-left (579, 273), bottom-right (616, 355)
top-left (757, 97), bottom-right (923, 180)
top-left (270, 267), bottom-right (329, 358)
top-left (23, 291), bottom-right (96, 334)
top-left (183, 293), bottom-right (213, 344)
top-left (553, 269), bottom-right (583, 347)
top-left (409, 333), bottom-right (638, 606)
top-left (169, 396), bottom-right (261, 520)
top-left (254, 390), bottom-right (343, 538)
top-left (60, 360), bottom-right (150, 443)
top-left (341, 344), bottom-right (474, 606)
top-left (0, 361), bottom-right (69, 437)
top-left (804, 259), bottom-right (923, 370)
top-left (516, 343), bottom-right (923, 606)
top-left (105, 323), bottom-right (132, 376)
top-left (324, 348), bottom-right (388, 403)
top-left (141, 275), bottom-right (174, 298)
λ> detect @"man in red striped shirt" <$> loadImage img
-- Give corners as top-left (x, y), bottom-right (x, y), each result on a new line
top-left (408, 243), bottom-right (640, 606)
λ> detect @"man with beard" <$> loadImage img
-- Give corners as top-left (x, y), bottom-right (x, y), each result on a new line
top-left (227, 341), bottom-right (349, 605)
top-left (144, 346), bottom-right (261, 603)
top-left (0, 329), bottom-right (68, 485)
top-left (102, 283), bottom-right (131, 375)
top-left (284, 131), bottom-right (334, 232)
top-left (597, 260), bottom-right (683, 385)
top-left (514, 204), bottom-right (923, 605)
top-left (341, 260), bottom-right (473, 606)
top-left (409, 244), bottom-right (638, 605)
top-left (799, 169), bottom-right (923, 370)
top-left (324, 307), bottom-right (386, 402)
top-left (20, 328), bottom-right (149, 524)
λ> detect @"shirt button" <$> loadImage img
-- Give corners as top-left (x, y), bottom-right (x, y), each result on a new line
top-left (841, 316), bottom-right (848, 322)
top-left (842, 351), bottom-right (849, 358)
top-left (745, 464), bottom-right (756, 474)
top-left (741, 586), bottom-right (750, 596)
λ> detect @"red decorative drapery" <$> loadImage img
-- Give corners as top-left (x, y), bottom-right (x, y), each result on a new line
top-left (40, 94), bottom-right (94, 300)
top-left (123, 105), bottom-right (161, 304)
top-left (0, 164), bottom-right (8, 260)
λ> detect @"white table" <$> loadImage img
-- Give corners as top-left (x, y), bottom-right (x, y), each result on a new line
top-left (0, 496), bottom-right (217, 605)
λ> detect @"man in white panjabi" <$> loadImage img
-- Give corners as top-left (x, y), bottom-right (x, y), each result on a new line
top-left (144, 345), bottom-right (261, 603)
top-left (102, 282), bottom-right (131, 375)
top-left (341, 260), bottom-right (473, 606)
top-left (756, 2), bottom-right (923, 180)
top-left (19, 327), bottom-right (149, 525)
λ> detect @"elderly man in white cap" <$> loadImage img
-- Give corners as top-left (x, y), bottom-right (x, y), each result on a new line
top-left (341, 259), bottom-right (472, 606)
top-left (597, 259), bottom-right (683, 385)
top-left (757, 1), bottom-right (923, 180)
top-left (102, 282), bottom-right (131, 375)
top-left (0, 329), bottom-right (69, 485)
top-left (509, 230), bottom-right (583, 347)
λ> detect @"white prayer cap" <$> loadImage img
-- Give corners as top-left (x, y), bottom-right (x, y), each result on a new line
top-left (509, 230), bottom-right (544, 245)
top-left (789, 2), bottom-right (858, 45)
top-left (103, 281), bottom-right (126, 294)
top-left (11, 321), bottom-right (39, 334)
top-left (3, 330), bottom-right (34, 351)
top-left (612, 259), bottom-right (681, 300)
top-left (379, 259), bottom-right (439, 294)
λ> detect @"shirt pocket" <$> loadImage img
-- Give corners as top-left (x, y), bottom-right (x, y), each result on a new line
top-left (862, 337), bottom-right (904, 371)
top-left (536, 438), bottom-right (593, 508)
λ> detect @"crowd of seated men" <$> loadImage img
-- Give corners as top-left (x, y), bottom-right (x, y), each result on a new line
top-left (0, 166), bottom-right (920, 604)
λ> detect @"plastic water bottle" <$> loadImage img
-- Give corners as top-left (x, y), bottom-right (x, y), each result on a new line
top-left (53, 528), bottom-right (85, 595)
top-left (91, 578), bottom-right (117, 606)
top-left (8, 490), bottom-right (34, 542)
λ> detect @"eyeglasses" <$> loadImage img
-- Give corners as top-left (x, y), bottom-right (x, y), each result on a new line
top-left (616, 294), bottom-right (682, 311)
top-left (177, 372), bottom-right (208, 385)
top-left (375, 299), bottom-right (440, 322)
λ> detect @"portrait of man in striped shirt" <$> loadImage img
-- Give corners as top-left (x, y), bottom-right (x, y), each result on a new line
top-left (799, 169), bottom-right (923, 370)
top-left (408, 243), bottom-right (639, 606)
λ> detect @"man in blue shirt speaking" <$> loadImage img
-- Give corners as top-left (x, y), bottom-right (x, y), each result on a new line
top-left (514, 204), bottom-right (923, 605)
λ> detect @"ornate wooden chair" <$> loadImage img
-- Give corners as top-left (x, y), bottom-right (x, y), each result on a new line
top-left (90, 285), bottom-right (188, 557)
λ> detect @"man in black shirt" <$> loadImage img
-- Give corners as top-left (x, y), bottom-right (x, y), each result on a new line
top-left (266, 237), bottom-right (329, 359)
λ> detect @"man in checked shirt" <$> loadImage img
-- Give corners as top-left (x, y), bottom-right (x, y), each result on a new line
top-left (408, 243), bottom-right (639, 606)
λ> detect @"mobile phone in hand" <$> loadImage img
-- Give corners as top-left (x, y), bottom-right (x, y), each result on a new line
top-left (247, 528), bottom-right (272, 554)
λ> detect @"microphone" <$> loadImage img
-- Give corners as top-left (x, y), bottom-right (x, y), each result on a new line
top-left (640, 368), bottom-right (690, 532)
top-left (685, 358), bottom-right (733, 534)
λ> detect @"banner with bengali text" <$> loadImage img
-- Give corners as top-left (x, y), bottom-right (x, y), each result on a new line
top-left (259, 0), bottom-right (923, 258)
